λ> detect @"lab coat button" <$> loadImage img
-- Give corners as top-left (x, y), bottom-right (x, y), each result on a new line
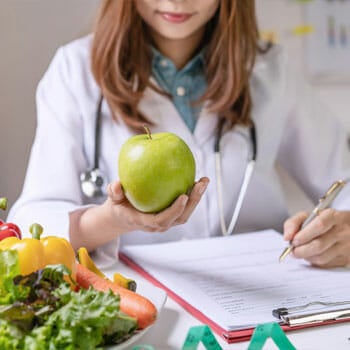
top-left (176, 86), bottom-right (186, 96)
top-left (160, 59), bottom-right (168, 67)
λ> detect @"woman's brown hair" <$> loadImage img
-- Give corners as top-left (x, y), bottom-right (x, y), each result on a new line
top-left (91, 0), bottom-right (264, 130)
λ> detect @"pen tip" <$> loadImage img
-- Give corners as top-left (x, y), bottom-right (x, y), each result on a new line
top-left (279, 246), bottom-right (292, 262)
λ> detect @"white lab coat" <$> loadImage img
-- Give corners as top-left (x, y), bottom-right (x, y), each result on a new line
top-left (8, 35), bottom-right (350, 265)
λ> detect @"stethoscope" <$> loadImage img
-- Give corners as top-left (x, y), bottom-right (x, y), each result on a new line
top-left (80, 95), bottom-right (257, 235)
top-left (214, 119), bottom-right (257, 235)
top-left (80, 95), bottom-right (108, 198)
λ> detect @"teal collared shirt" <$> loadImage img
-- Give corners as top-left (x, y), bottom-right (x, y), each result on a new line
top-left (151, 48), bottom-right (207, 132)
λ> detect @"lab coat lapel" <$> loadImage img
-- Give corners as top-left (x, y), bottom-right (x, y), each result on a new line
top-left (139, 84), bottom-right (197, 151)
top-left (193, 102), bottom-right (218, 147)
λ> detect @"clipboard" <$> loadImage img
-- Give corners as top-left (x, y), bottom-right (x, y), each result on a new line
top-left (119, 232), bottom-right (350, 344)
top-left (120, 252), bottom-right (350, 343)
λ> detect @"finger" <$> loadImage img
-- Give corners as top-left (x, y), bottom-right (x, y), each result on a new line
top-left (292, 227), bottom-right (339, 259)
top-left (283, 211), bottom-right (309, 241)
top-left (175, 177), bottom-right (209, 225)
top-left (107, 181), bottom-right (126, 204)
top-left (306, 242), bottom-right (349, 267)
top-left (138, 194), bottom-right (189, 232)
top-left (313, 255), bottom-right (349, 268)
top-left (292, 208), bottom-right (337, 246)
top-left (140, 177), bottom-right (209, 232)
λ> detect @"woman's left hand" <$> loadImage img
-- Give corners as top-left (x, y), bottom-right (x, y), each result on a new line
top-left (283, 209), bottom-right (350, 267)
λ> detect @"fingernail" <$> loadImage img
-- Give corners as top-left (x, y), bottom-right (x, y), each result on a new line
top-left (198, 184), bottom-right (207, 195)
top-left (109, 183), bottom-right (124, 200)
top-left (180, 196), bottom-right (188, 206)
top-left (284, 225), bottom-right (296, 240)
top-left (292, 239), bottom-right (300, 246)
top-left (284, 223), bottom-right (293, 235)
top-left (115, 191), bottom-right (124, 201)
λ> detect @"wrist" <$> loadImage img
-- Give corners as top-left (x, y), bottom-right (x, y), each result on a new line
top-left (69, 203), bottom-right (123, 251)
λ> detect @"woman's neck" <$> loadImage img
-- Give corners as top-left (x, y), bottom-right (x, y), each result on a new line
top-left (151, 28), bottom-right (205, 69)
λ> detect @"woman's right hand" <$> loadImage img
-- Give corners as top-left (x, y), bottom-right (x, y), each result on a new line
top-left (106, 177), bottom-right (209, 233)
top-left (69, 177), bottom-right (209, 251)
top-left (70, 177), bottom-right (209, 251)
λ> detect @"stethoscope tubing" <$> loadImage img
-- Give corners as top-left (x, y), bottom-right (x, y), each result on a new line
top-left (94, 94), bottom-right (104, 170)
top-left (214, 120), bottom-right (257, 235)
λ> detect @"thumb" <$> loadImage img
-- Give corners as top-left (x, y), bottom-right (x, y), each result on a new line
top-left (107, 181), bottom-right (125, 204)
top-left (283, 211), bottom-right (308, 241)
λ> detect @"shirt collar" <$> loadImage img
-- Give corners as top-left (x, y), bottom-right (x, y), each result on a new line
top-left (151, 46), bottom-right (205, 77)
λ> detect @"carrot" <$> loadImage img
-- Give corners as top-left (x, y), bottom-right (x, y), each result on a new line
top-left (75, 263), bottom-right (157, 329)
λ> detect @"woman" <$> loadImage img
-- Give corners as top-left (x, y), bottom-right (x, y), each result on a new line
top-left (8, 0), bottom-right (350, 267)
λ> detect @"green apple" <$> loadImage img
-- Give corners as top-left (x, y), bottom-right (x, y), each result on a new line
top-left (118, 129), bottom-right (196, 213)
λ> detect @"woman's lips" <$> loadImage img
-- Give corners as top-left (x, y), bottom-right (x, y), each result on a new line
top-left (157, 11), bottom-right (194, 23)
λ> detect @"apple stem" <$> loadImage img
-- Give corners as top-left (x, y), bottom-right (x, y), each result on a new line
top-left (143, 125), bottom-right (152, 140)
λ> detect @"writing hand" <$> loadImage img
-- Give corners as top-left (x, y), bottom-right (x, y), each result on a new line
top-left (283, 209), bottom-right (350, 268)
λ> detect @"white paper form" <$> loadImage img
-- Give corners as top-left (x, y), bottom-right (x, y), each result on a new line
top-left (121, 230), bottom-right (350, 331)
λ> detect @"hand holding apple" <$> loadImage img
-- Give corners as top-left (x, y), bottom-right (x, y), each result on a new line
top-left (105, 177), bottom-right (209, 234)
top-left (69, 133), bottom-right (207, 252)
top-left (118, 127), bottom-right (196, 213)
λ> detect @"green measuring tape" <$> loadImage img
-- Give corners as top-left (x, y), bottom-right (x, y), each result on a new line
top-left (132, 325), bottom-right (222, 350)
top-left (132, 322), bottom-right (296, 350)
top-left (182, 325), bottom-right (223, 350)
top-left (248, 322), bottom-right (296, 350)
top-left (132, 346), bottom-right (155, 350)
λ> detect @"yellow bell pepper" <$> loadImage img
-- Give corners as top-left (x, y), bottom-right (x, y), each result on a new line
top-left (0, 223), bottom-right (76, 278)
top-left (0, 234), bottom-right (44, 276)
top-left (77, 246), bottom-right (137, 291)
top-left (77, 247), bottom-right (106, 278)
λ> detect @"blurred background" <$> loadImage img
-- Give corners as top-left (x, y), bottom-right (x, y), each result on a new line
top-left (1, 0), bottom-right (350, 220)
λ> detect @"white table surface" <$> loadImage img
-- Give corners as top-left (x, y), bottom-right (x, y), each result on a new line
top-left (104, 261), bottom-right (350, 350)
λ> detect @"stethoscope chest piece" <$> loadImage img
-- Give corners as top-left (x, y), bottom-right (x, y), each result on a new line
top-left (80, 94), bottom-right (107, 199)
top-left (80, 168), bottom-right (106, 198)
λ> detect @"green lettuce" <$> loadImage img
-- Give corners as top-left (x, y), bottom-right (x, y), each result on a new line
top-left (0, 264), bottom-right (72, 331)
top-left (0, 257), bottom-right (137, 349)
top-left (0, 250), bottom-right (30, 304)
top-left (24, 288), bottom-right (137, 349)
top-left (0, 319), bottom-right (24, 350)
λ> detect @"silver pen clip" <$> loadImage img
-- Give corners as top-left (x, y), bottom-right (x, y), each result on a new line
top-left (320, 180), bottom-right (347, 203)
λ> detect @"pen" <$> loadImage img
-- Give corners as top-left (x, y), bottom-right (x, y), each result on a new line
top-left (279, 180), bottom-right (347, 262)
